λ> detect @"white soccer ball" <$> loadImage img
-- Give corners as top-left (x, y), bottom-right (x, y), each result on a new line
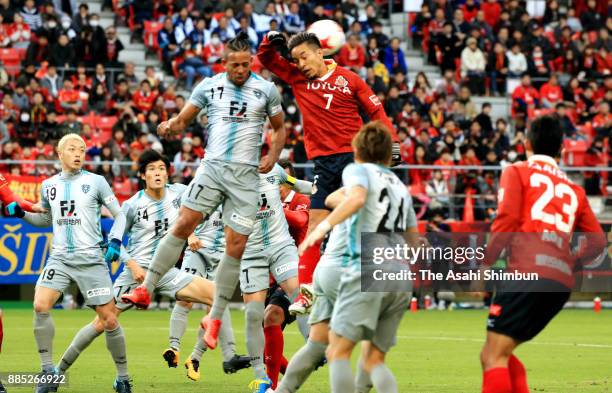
top-left (307, 19), bottom-right (346, 56)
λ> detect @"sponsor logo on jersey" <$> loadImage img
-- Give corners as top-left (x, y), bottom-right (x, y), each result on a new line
top-left (275, 262), bottom-right (295, 276)
top-left (172, 197), bottom-right (180, 209)
top-left (306, 80), bottom-right (352, 94)
top-left (86, 287), bottom-right (111, 298)
top-left (231, 213), bottom-right (254, 229)
top-left (266, 176), bottom-right (276, 184)
top-left (81, 184), bottom-right (90, 194)
top-left (253, 89), bottom-right (263, 99)
top-left (368, 94), bottom-right (381, 106)
top-left (335, 75), bottom-right (348, 87)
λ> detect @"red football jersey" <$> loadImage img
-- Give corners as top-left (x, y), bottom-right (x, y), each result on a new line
top-left (258, 36), bottom-right (397, 159)
top-left (282, 190), bottom-right (310, 246)
top-left (488, 155), bottom-right (605, 287)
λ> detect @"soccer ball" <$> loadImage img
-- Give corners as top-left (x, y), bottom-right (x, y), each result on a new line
top-left (307, 19), bottom-right (346, 56)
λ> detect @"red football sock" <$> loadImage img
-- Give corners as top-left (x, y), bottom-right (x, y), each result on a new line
top-left (298, 240), bottom-right (321, 285)
top-left (482, 367), bottom-right (512, 393)
top-left (508, 355), bottom-right (529, 393)
top-left (264, 325), bottom-right (284, 388)
top-left (280, 355), bottom-right (288, 375)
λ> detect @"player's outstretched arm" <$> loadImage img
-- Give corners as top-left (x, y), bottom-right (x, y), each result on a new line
top-left (157, 103), bottom-right (201, 138)
top-left (256, 32), bottom-right (300, 83)
top-left (22, 209), bottom-right (53, 227)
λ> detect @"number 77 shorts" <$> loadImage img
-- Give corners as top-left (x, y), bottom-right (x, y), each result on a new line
top-left (36, 253), bottom-right (114, 307)
top-left (181, 160), bottom-right (259, 236)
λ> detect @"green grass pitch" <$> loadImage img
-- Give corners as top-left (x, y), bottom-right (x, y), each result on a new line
top-left (1, 308), bottom-right (610, 392)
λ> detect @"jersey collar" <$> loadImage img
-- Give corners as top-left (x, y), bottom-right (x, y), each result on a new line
top-left (317, 60), bottom-right (337, 82)
top-left (528, 154), bottom-right (558, 167)
top-left (283, 190), bottom-right (296, 204)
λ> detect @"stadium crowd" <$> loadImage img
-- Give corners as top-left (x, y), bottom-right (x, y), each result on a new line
top-left (0, 0), bottom-right (610, 220)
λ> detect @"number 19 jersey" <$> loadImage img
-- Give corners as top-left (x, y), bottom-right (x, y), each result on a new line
top-left (188, 72), bottom-right (283, 167)
top-left (322, 163), bottom-right (417, 272)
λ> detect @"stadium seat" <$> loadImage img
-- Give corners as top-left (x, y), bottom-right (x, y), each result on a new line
top-left (0, 48), bottom-right (22, 77)
top-left (562, 139), bottom-right (588, 166)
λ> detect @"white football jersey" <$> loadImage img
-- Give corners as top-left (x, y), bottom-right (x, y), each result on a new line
top-left (120, 183), bottom-right (187, 267)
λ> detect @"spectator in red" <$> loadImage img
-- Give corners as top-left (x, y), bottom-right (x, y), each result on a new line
top-left (459, 144), bottom-right (481, 167)
top-left (58, 79), bottom-right (82, 113)
top-left (481, 0), bottom-right (501, 28)
top-left (337, 33), bottom-right (366, 78)
top-left (29, 91), bottom-right (48, 131)
top-left (8, 13), bottom-right (31, 49)
top-left (409, 144), bottom-right (432, 185)
top-left (131, 80), bottom-right (157, 114)
top-left (539, 73), bottom-right (563, 109)
top-left (460, 0), bottom-right (479, 23)
top-left (512, 73), bottom-right (540, 119)
top-left (203, 32), bottom-right (226, 75)
top-left (434, 150), bottom-right (455, 181)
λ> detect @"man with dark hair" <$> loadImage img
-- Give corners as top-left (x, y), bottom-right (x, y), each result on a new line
top-left (481, 115), bottom-right (606, 393)
top-left (121, 35), bottom-right (286, 387)
top-left (54, 149), bottom-right (218, 387)
top-left (258, 30), bottom-right (400, 315)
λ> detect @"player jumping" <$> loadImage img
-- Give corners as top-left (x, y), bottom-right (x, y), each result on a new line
top-left (257, 31), bottom-right (401, 315)
top-left (480, 116), bottom-right (606, 393)
top-left (5, 134), bottom-right (131, 393)
top-left (54, 150), bottom-right (219, 384)
top-left (167, 205), bottom-right (251, 381)
top-left (276, 122), bottom-right (418, 393)
top-left (120, 33), bottom-right (286, 354)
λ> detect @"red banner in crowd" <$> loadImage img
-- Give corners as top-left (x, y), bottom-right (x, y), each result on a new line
top-left (2, 174), bottom-right (46, 203)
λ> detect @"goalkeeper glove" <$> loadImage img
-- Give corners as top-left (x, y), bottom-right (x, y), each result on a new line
top-left (105, 238), bottom-right (122, 265)
top-left (267, 31), bottom-right (287, 47)
top-left (391, 142), bottom-right (402, 167)
top-left (4, 202), bottom-right (25, 218)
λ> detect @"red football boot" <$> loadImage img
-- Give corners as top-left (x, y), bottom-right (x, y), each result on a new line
top-left (120, 285), bottom-right (151, 309)
top-left (200, 315), bottom-right (222, 350)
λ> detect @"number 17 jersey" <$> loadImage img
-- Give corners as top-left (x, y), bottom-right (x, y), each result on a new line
top-left (188, 72), bottom-right (283, 167)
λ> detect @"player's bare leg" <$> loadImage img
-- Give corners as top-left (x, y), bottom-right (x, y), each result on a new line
top-left (327, 331), bottom-right (357, 393)
top-left (480, 331), bottom-right (523, 393)
top-left (275, 321), bottom-right (328, 393)
top-left (202, 226), bottom-right (249, 350)
top-left (289, 209), bottom-right (328, 315)
top-left (121, 206), bottom-right (202, 309)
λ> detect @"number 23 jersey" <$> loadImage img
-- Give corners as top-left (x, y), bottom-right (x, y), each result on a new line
top-left (322, 163), bottom-right (417, 271)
